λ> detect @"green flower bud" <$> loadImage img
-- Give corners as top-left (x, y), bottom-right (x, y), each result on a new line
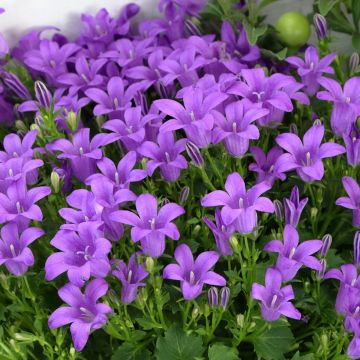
top-left (51, 171), bottom-right (60, 193)
top-left (236, 313), bottom-right (244, 327)
top-left (66, 111), bottom-right (79, 133)
top-left (229, 235), bottom-right (239, 251)
top-left (145, 257), bottom-right (154, 273)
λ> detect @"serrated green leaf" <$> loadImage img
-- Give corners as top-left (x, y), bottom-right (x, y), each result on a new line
top-left (208, 343), bottom-right (238, 360)
top-left (155, 324), bottom-right (204, 360)
top-left (253, 325), bottom-right (294, 360)
top-left (318, 0), bottom-right (339, 16)
top-left (111, 342), bottom-right (151, 360)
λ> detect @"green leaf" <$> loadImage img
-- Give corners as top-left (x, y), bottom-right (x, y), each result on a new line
top-left (353, 33), bottom-right (360, 50)
top-left (291, 351), bottom-right (314, 360)
top-left (208, 343), bottom-right (238, 360)
top-left (258, 0), bottom-right (281, 11)
top-left (253, 325), bottom-right (294, 360)
top-left (155, 324), bottom-right (204, 360)
top-left (353, 0), bottom-right (360, 29)
top-left (243, 20), bottom-right (267, 45)
top-left (112, 342), bottom-right (151, 360)
top-left (318, 0), bottom-right (339, 16)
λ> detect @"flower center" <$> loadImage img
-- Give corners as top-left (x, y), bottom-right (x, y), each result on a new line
top-left (79, 147), bottom-right (84, 155)
top-left (16, 201), bottom-right (24, 213)
top-left (9, 243), bottom-right (16, 257)
top-left (351, 278), bottom-right (357, 286)
top-left (115, 171), bottom-right (120, 185)
top-left (238, 197), bottom-right (244, 209)
top-left (127, 269), bottom-right (133, 283)
top-left (189, 270), bottom-right (196, 284)
top-left (50, 60), bottom-right (56, 68)
top-left (289, 247), bottom-right (296, 259)
top-left (8, 168), bottom-right (13, 177)
top-left (189, 111), bottom-right (196, 122)
top-left (149, 218), bottom-right (156, 230)
top-left (355, 306), bottom-right (360, 317)
top-left (309, 62), bottom-right (315, 70)
top-left (155, 69), bottom-right (161, 78)
top-left (305, 152), bottom-right (312, 166)
top-left (221, 225), bottom-right (226, 232)
top-left (270, 294), bottom-right (278, 308)
top-left (127, 126), bottom-right (133, 134)
top-left (76, 245), bottom-right (92, 261)
top-left (84, 215), bottom-right (89, 222)
top-left (81, 74), bottom-right (89, 82)
top-left (165, 152), bottom-right (171, 163)
top-left (345, 96), bottom-right (351, 104)
top-left (79, 307), bottom-right (94, 322)
top-left (128, 49), bottom-right (134, 59)
top-left (252, 91), bottom-right (265, 102)
top-left (269, 165), bottom-right (274, 173)
top-left (113, 98), bottom-right (119, 109)
top-left (232, 122), bottom-right (237, 133)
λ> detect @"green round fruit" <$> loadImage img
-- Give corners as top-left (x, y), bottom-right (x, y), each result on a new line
top-left (276, 11), bottom-right (311, 47)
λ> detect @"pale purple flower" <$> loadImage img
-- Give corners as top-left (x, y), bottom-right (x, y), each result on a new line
top-left (336, 176), bottom-right (360, 227)
top-left (0, 222), bottom-right (44, 276)
top-left (155, 87), bottom-right (228, 148)
top-left (317, 77), bottom-right (360, 135)
top-left (286, 46), bottom-right (335, 95)
top-left (201, 172), bottom-right (274, 234)
top-left (138, 131), bottom-right (187, 181)
top-left (343, 126), bottom-right (360, 167)
top-left (212, 100), bottom-right (268, 157)
top-left (264, 224), bottom-right (322, 281)
top-left (110, 194), bottom-right (185, 257)
top-left (48, 279), bottom-right (112, 352)
top-left (112, 254), bottom-right (149, 304)
top-left (252, 267), bottom-right (301, 321)
top-left (45, 222), bottom-right (112, 287)
top-left (248, 146), bottom-right (286, 185)
top-left (283, 186), bottom-right (308, 228)
top-left (163, 243), bottom-right (226, 300)
top-left (276, 124), bottom-right (345, 182)
top-left (203, 209), bottom-right (234, 256)
top-left (86, 151), bottom-right (147, 190)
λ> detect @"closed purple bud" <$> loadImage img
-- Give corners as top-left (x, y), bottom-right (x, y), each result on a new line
top-left (289, 123), bottom-right (298, 135)
top-left (320, 234), bottom-right (332, 257)
top-left (185, 19), bottom-right (201, 36)
top-left (134, 91), bottom-right (149, 115)
top-left (350, 52), bottom-right (359, 74)
top-left (208, 287), bottom-right (218, 307)
top-left (354, 231), bottom-right (360, 267)
top-left (160, 197), bottom-right (170, 206)
top-left (179, 186), bottom-right (190, 204)
top-left (35, 115), bottom-right (44, 127)
top-left (34, 81), bottom-right (52, 109)
top-left (313, 118), bottom-right (322, 126)
top-left (3, 72), bottom-right (31, 100)
top-left (313, 14), bottom-right (327, 39)
top-left (317, 259), bottom-right (327, 279)
top-left (274, 200), bottom-right (284, 221)
top-left (220, 286), bottom-right (230, 308)
top-left (186, 141), bottom-right (204, 167)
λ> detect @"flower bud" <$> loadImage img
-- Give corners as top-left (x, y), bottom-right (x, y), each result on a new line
top-left (313, 118), bottom-right (322, 126)
top-left (145, 256), bottom-right (154, 273)
top-left (310, 207), bottom-right (318, 221)
top-left (317, 259), bottom-right (327, 279)
top-left (30, 123), bottom-right (41, 132)
top-left (354, 231), bottom-right (360, 267)
top-left (192, 306), bottom-right (200, 319)
top-left (320, 234), bottom-right (332, 257)
top-left (160, 197), bottom-right (170, 206)
top-left (193, 224), bottom-right (201, 236)
top-left (236, 313), bottom-right (244, 327)
top-left (15, 120), bottom-right (28, 134)
top-left (185, 18), bottom-right (201, 36)
top-left (313, 14), bottom-right (327, 39)
top-left (350, 52), bottom-right (359, 74)
top-left (185, 141), bottom-right (204, 167)
top-left (229, 235), bottom-right (239, 251)
top-left (320, 333), bottom-right (328, 352)
top-left (220, 286), bottom-right (230, 309)
top-left (208, 287), bottom-right (218, 307)
top-left (273, 200), bottom-right (284, 221)
top-left (179, 186), bottom-right (190, 204)
top-left (289, 123), bottom-right (298, 135)
top-left (35, 115), bottom-right (44, 127)
top-left (51, 171), bottom-right (60, 193)
top-left (34, 80), bottom-right (52, 109)
top-left (66, 111), bottom-right (79, 133)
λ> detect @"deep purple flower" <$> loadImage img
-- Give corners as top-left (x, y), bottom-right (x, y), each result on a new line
top-left (48, 279), bottom-right (112, 352)
top-left (201, 172), bottom-right (274, 234)
top-left (0, 222), bottom-right (44, 276)
top-left (251, 267), bottom-right (301, 321)
top-left (347, 318), bottom-right (360, 359)
top-left (47, 128), bottom-right (116, 181)
top-left (155, 87), bottom-right (228, 148)
top-left (313, 13), bottom-right (328, 39)
top-left (286, 46), bottom-right (335, 95)
top-left (336, 176), bottom-right (360, 227)
top-left (276, 124), bottom-right (345, 182)
top-left (138, 131), bottom-right (187, 181)
top-left (203, 209), bottom-right (234, 256)
top-left (283, 186), bottom-right (308, 228)
top-left (112, 254), bottom-right (149, 304)
top-left (317, 77), bottom-right (360, 135)
top-left (110, 194), bottom-right (184, 257)
top-left (248, 146), bottom-right (286, 185)
top-left (212, 100), bottom-right (268, 157)
top-left (208, 287), bottom-right (219, 307)
top-left (264, 225), bottom-right (322, 281)
top-left (45, 222), bottom-right (112, 287)
top-left (86, 151), bottom-right (147, 190)
top-left (343, 126), bottom-right (360, 167)
top-left (163, 243), bottom-right (226, 300)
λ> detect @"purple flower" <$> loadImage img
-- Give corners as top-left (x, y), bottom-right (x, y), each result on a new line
top-left (343, 126), bottom-right (360, 167)
top-left (264, 225), bottom-right (322, 281)
top-left (201, 172), bottom-right (274, 234)
top-left (203, 209), bottom-right (234, 256)
top-left (112, 254), bottom-right (149, 304)
top-left (45, 222), bottom-right (112, 287)
top-left (286, 46), bottom-right (335, 95)
top-left (252, 267), bottom-right (301, 321)
top-left (283, 186), bottom-right (308, 228)
top-left (138, 131), bottom-right (188, 181)
top-left (276, 124), bottom-right (345, 182)
top-left (47, 128), bottom-right (116, 181)
top-left (163, 243), bottom-right (226, 300)
top-left (317, 77), bottom-right (360, 135)
top-left (48, 279), bottom-right (112, 352)
top-left (348, 319), bottom-right (360, 359)
top-left (155, 87), bottom-right (228, 148)
top-left (336, 176), bottom-right (360, 227)
top-left (212, 100), bottom-right (268, 157)
top-left (248, 146), bottom-right (286, 185)
top-left (86, 151), bottom-right (147, 191)
top-left (110, 194), bottom-right (185, 257)
top-left (0, 222), bottom-right (44, 276)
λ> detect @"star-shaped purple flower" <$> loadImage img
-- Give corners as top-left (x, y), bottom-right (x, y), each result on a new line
top-left (283, 186), bottom-right (308, 228)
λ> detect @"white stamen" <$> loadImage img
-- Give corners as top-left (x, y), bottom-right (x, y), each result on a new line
top-left (154, 69), bottom-right (161, 78)
top-left (221, 225), bottom-right (226, 232)
top-left (129, 49), bottom-right (134, 59)
top-left (305, 152), bottom-right (311, 166)
top-left (81, 74), bottom-right (88, 82)
top-left (127, 126), bottom-right (133, 134)
top-left (289, 247), bottom-right (296, 259)
top-left (165, 152), bottom-right (171, 163)
top-left (353, 136), bottom-right (357, 143)
top-left (355, 306), bottom-right (360, 316)
top-left (238, 197), bottom-right (244, 209)
top-left (50, 60), bottom-right (56, 68)
top-left (309, 62), bottom-right (315, 70)
top-left (183, 63), bottom-right (188, 71)
top-left (189, 111), bottom-right (196, 122)
top-left (9, 244), bottom-right (16, 257)
top-left (232, 122), bottom-right (237, 133)
top-left (270, 294), bottom-right (278, 308)
top-left (127, 270), bottom-right (133, 283)
top-left (189, 270), bottom-right (196, 284)
top-left (252, 91), bottom-right (265, 102)
top-left (345, 96), bottom-right (351, 104)
top-left (13, 152), bottom-right (18, 158)
top-left (352, 278), bottom-right (357, 286)
top-left (79, 147), bottom-right (84, 155)
top-left (84, 215), bottom-right (89, 222)
top-left (269, 165), bottom-right (274, 173)
top-left (115, 171), bottom-right (120, 185)
top-left (16, 201), bottom-right (22, 213)
top-left (149, 218), bottom-right (156, 230)
top-left (8, 168), bottom-right (13, 177)
top-left (113, 98), bottom-right (119, 109)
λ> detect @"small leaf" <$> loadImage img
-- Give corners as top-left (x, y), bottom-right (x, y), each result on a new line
top-left (291, 351), bottom-right (314, 360)
top-left (155, 324), bottom-right (204, 360)
top-left (112, 342), bottom-right (151, 360)
top-left (208, 343), bottom-right (238, 360)
top-left (353, 0), bottom-right (360, 29)
top-left (318, 0), bottom-right (339, 16)
top-left (243, 20), bottom-right (267, 45)
top-left (253, 324), bottom-right (294, 360)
